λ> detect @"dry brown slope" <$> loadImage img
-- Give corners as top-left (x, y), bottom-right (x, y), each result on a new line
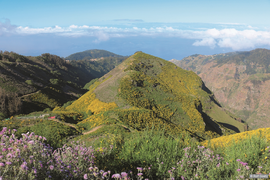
top-left (171, 49), bottom-right (270, 130)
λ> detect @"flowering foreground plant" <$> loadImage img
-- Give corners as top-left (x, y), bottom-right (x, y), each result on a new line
top-left (0, 127), bottom-right (154, 180)
top-left (1, 127), bottom-right (270, 179)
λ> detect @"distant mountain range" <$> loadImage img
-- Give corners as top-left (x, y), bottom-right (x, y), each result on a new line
top-left (171, 48), bottom-right (270, 130)
top-left (65, 49), bottom-right (127, 61)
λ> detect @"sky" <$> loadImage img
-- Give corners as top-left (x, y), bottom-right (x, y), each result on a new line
top-left (1, 0), bottom-right (270, 60)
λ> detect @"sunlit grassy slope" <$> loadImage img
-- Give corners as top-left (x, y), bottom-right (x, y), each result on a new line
top-left (62, 51), bottom-right (246, 142)
top-left (201, 127), bottom-right (270, 149)
top-left (208, 103), bottom-right (245, 132)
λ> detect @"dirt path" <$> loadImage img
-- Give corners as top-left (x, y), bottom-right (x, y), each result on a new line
top-left (20, 83), bottom-right (50, 98)
top-left (49, 118), bottom-right (78, 129)
top-left (82, 125), bottom-right (104, 135)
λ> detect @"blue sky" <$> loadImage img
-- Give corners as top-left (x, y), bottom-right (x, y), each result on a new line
top-left (1, 0), bottom-right (270, 60)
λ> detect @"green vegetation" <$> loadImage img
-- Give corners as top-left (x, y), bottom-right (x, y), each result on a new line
top-left (83, 78), bottom-right (99, 90)
top-left (0, 50), bottom-right (268, 179)
top-left (208, 103), bottom-right (245, 132)
top-left (65, 49), bottom-right (126, 60)
top-left (0, 125), bottom-right (270, 179)
top-left (63, 51), bottom-right (246, 146)
top-left (0, 50), bottom-right (128, 118)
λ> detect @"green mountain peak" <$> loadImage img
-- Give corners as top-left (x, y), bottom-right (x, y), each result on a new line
top-left (63, 51), bottom-right (246, 142)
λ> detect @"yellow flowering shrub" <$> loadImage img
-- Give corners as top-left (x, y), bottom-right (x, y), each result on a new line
top-left (77, 113), bottom-right (108, 130)
top-left (119, 52), bottom-right (222, 140)
top-left (201, 127), bottom-right (270, 149)
top-left (87, 99), bottom-right (117, 115)
top-left (66, 75), bottom-right (117, 116)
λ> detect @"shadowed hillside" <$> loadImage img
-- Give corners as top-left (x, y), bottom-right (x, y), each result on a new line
top-left (0, 51), bottom-right (128, 118)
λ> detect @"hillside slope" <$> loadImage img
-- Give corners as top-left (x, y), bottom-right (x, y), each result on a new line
top-left (61, 52), bottom-right (246, 143)
top-left (0, 51), bottom-right (127, 118)
top-left (171, 48), bottom-right (270, 130)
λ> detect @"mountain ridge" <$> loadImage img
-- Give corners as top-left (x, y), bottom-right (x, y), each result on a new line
top-left (65, 49), bottom-right (127, 61)
top-left (60, 51), bottom-right (246, 143)
top-left (171, 48), bottom-right (270, 130)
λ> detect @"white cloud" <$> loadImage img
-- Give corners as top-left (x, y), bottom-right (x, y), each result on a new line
top-left (193, 38), bottom-right (216, 49)
top-left (2, 21), bottom-right (270, 50)
top-left (69, 25), bottom-right (78, 29)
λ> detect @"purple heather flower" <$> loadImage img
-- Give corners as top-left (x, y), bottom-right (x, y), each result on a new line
top-left (246, 166), bottom-right (250, 170)
top-left (137, 167), bottom-right (143, 171)
top-left (217, 163), bottom-right (220, 167)
top-left (2, 148), bottom-right (7, 152)
top-left (0, 162), bottom-right (5, 167)
top-left (236, 159), bottom-right (241, 162)
top-left (84, 174), bottom-right (88, 179)
top-left (181, 176), bottom-right (185, 180)
top-left (2, 127), bottom-right (7, 132)
top-left (237, 169), bottom-right (241, 172)
top-left (112, 174), bottom-right (121, 178)
top-left (226, 162), bottom-right (229, 165)
top-left (258, 166), bottom-right (262, 169)
top-left (137, 173), bottom-right (143, 176)
top-left (121, 172), bottom-right (128, 177)
top-left (49, 165), bottom-right (54, 170)
top-left (6, 153), bottom-right (12, 158)
top-left (21, 162), bottom-right (28, 171)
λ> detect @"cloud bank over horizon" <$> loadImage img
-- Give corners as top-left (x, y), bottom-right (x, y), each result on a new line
top-left (1, 19), bottom-right (270, 59)
top-left (1, 19), bottom-right (270, 51)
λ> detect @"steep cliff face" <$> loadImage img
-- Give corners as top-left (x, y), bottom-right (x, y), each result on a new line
top-left (171, 48), bottom-right (270, 130)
